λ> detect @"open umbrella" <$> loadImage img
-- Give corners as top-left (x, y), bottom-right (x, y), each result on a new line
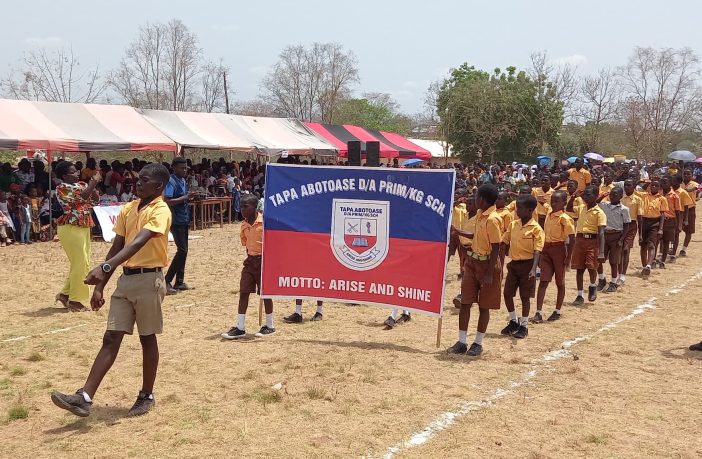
top-left (584, 152), bottom-right (604, 162)
top-left (668, 150), bottom-right (696, 162)
top-left (694, 157), bottom-right (702, 164)
top-left (402, 158), bottom-right (424, 167)
top-left (535, 155), bottom-right (551, 166)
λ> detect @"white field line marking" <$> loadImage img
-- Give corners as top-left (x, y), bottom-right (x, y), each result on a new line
top-left (1, 324), bottom-right (88, 343)
top-left (381, 270), bottom-right (702, 459)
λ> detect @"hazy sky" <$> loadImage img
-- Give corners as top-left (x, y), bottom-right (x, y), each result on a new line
top-left (2, 0), bottom-right (701, 113)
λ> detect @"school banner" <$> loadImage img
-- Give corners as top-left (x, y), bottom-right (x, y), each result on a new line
top-left (93, 205), bottom-right (175, 242)
top-left (260, 164), bottom-right (455, 316)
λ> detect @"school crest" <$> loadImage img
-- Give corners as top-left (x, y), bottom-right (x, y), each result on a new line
top-left (331, 199), bottom-right (390, 271)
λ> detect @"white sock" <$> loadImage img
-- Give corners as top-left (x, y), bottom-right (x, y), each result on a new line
top-left (390, 309), bottom-right (398, 320)
top-left (620, 274), bottom-right (626, 281)
top-left (645, 264), bottom-right (651, 269)
top-left (403, 310), bottom-right (410, 315)
top-left (474, 331), bottom-right (485, 345)
top-left (509, 310), bottom-right (517, 321)
top-left (682, 245), bottom-right (688, 251)
top-left (536, 267), bottom-right (541, 274)
top-left (237, 314), bottom-right (246, 331)
top-left (520, 316), bottom-right (528, 326)
top-left (316, 305), bottom-right (324, 314)
top-left (577, 290), bottom-right (584, 297)
top-left (81, 391), bottom-right (92, 403)
top-left (613, 275), bottom-right (619, 282)
top-left (295, 303), bottom-right (303, 315)
top-left (554, 309), bottom-right (561, 315)
top-left (598, 273), bottom-right (605, 280)
top-left (589, 283), bottom-right (597, 289)
top-left (266, 313), bottom-right (274, 329)
top-left (458, 330), bottom-right (467, 344)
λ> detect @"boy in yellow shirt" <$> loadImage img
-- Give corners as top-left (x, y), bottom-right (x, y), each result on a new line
top-left (639, 180), bottom-right (667, 276)
top-left (620, 179), bottom-right (642, 285)
top-left (671, 174), bottom-right (693, 261)
top-left (499, 195), bottom-right (544, 338)
top-left (51, 163), bottom-right (173, 418)
top-left (680, 169), bottom-right (699, 257)
top-left (571, 185), bottom-right (607, 305)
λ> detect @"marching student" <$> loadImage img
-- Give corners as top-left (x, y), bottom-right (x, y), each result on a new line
top-left (448, 184), bottom-right (502, 356)
top-left (596, 187), bottom-right (630, 292)
top-left (532, 175), bottom-right (553, 228)
top-left (51, 163), bottom-right (173, 418)
top-left (507, 185), bottom-right (538, 222)
top-left (495, 190), bottom-right (512, 270)
top-left (534, 190), bottom-right (575, 322)
top-left (638, 180), bottom-right (667, 276)
top-left (620, 179), bottom-right (642, 285)
top-left (499, 195), bottom-right (544, 338)
top-left (221, 194), bottom-right (275, 339)
top-left (284, 299), bottom-right (324, 323)
top-left (571, 185), bottom-right (606, 305)
top-left (671, 174), bottom-right (693, 261)
top-left (565, 180), bottom-right (584, 226)
top-left (568, 158), bottom-right (592, 192)
top-left (599, 171), bottom-right (615, 202)
top-left (657, 176), bottom-right (681, 269)
top-left (383, 308), bottom-right (412, 329)
top-left (679, 168), bottom-right (699, 257)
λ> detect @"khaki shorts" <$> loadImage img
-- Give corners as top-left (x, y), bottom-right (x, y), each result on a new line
top-left (107, 271), bottom-right (166, 335)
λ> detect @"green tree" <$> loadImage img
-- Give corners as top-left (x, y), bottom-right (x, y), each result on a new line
top-left (333, 93), bottom-right (411, 134)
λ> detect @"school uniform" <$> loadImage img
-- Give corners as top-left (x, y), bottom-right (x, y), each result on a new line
top-left (240, 213), bottom-right (264, 295)
top-left (457, 213), bottom-right (476, 276)
top-left (502, 218), bottom-right (545, 301)
top-left (568, 168), bottom-right (592, 192)
top-left (507, 200), bottom-right (538, 224)
top-left (621, 193), bottom-right (642, 249)
top-left (683, 180), bottom-right (699, 234)
top-left (639, 192), bottom-right (668, 248)
top-left (566, 194), bottom-right (584, 226)
top-left (460, 206), bottom-right (502, 309)
top-left (108, 197), bottom-right (172, 336)
top-left (540, 210), bottom-right (575, 286)
top-left (661, 190), bottom-right (682, 243)
top-left (598, 201), bottom-right (631, 266)
top-left (532, 187), bottom-right (553, 227)
top-left (495, 207), bottom-right (513, 236)
top-left (599, 183), bottom-right (615, 202)
top-left (449, 203), bottom-right (467, 258)
top-left (572, 205), bottom-right (607, 270)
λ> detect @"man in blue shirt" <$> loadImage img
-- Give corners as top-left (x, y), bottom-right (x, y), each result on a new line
top-left (164, 157), bottom-right (195, 294)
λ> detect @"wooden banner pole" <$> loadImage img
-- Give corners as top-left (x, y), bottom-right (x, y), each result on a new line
top-left (436, 316), bottom-right (443, 348)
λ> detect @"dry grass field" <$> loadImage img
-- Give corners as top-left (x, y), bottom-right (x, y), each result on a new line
top-left (1, 223), bottom-right (701, 458)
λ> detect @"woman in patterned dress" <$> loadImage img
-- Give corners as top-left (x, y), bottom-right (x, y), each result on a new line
top-left (54, 161), bottom-right (101, 311)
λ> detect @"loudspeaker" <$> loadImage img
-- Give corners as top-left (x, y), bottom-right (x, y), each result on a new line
top-left (366, 141), bottom-right (380, 167)
top-left (348, 141), bottom-right (361, 166)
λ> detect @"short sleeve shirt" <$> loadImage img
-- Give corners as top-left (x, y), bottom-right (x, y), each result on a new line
top-left (502, 218), bottom-right (545, 260)
top-left (241, 213), bottom-right (264, 256)
top-left (472, 206), bottom-right (502, 256)
top-left (576, 205), bottom-right (607, 234)
top-left (114, 196), bottom-right (171, 268)
top-left (544, 210), bottom-right (575, 243)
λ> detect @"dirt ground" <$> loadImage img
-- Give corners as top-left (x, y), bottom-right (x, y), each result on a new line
top-left (0, 223), bottom-right (700, 458)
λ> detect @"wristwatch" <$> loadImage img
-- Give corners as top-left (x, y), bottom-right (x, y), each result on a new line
top-left (101, 263), bottom-right (112, 274)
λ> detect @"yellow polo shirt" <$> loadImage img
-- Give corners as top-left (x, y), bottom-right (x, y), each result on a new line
top-left (662, 190), bottom-right (681, 219)
top-left (684, 181), bottom-right (699, 205)
top-left (114, 196), bottom-right (172, 268)
top-left (532, 187), bottom-right (554, 216)
top-left (566, 194), bottom-right (584, 220)
top-left (675, 188), bottom-right (694, 210)
top-left (576, 204), bottom-right (607, 234)
top-left (507, 200), bottom-right (538, 222)
top-left (473, 206), bottom-right (502, 256)
top-left (502, 218), bottom-right (545, 260)
top-left (451, 203), bottom-right (467, 228)
top-left (621, 193), bottom-right (642, 221)
top-left (544, 210), bottom-right (575, 243)
top-left (640, 193), bottom-right (669, 218)
top-left (495, 207), bottom-right (513, 235)
top-left (599, 183), bottom-right (615, 202)
top-left (568, 168), bottom-right (592, 192)
top-left (459, 214), bottom-right (476, 247)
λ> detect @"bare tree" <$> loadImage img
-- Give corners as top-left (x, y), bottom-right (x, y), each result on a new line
top-left (529, 51), bottom-right (580, 120)
top-left (199, 59), bottom-right (233, 113)
top-left (578, 68), bottom-right (621, 150)
top-left (233, 99), bottom-right (279, 117)
top-left (617, 47), bottom-right (701, 158)
top-left (260, 43), bottom-right (359, 122)
top-left (2, 46), bottom-right (106, 103)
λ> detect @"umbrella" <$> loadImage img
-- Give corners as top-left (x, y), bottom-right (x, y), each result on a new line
top-left (584, 152), bottom-right (604, 162)
top-left (402, 158), bottom-right (424, 167)
top-left (694, 157), bottom-right (702, 164)
top-left (535, 155), bottom-right (552, 166)
top-left (668, 150), bottom-right (696, 162)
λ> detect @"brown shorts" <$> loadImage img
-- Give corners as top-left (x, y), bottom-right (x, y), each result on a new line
top-left (107, 271), bottom-right (166, 336)
top-left (623, 220), bottom-right (638, 249)
top-left (241, 256), bottom-right (262, 295)
top-left (571, 235), bottom-right (599, 270)
top-left (661, 218), bottom-right (677, 243)
top-left (457, 245), bottom-right (468, 274)
top-left (603, 231), bottom-right (623, 264)
top-left (684, 207), bottom-right (696, 234)
top-left (504, 259), bottom-right (536, 300)
top-left (460, 256), bottom-right (502, 309)
top-left (640, 217), bottom-right (660, 249)
top-left (540, 242), bottom-right (567, 285)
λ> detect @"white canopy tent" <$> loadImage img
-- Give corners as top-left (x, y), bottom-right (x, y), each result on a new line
top-left (407, 138), bottom-right (454, 162)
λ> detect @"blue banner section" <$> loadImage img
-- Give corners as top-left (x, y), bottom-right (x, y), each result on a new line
top-left (263, 164), bottom-right (455, 243)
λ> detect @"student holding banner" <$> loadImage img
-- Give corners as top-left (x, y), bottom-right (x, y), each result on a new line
top-left (284, 299), bottom-right (324, 323)
top-left (449, 184), bottom-right (502, 356)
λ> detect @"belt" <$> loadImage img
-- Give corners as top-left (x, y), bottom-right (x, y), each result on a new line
top-left (467, 251), bottom-right (489, 261)
top-left (577, 233), bottom-right (597, 239)
top-left (123, 267), bottom-right (162, 275)
top-left (605, 229), bottom-right (622, 233)
top-left (544, 241), bottom-right (566, 246)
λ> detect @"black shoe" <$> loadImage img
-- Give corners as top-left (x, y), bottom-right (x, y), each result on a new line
top-left (641, 266), bottom-right (651, 276)
top-left (221, 327), bottom-right (246, 340)
top-left (51, 389), bottom-right (92, 417)
top-left (127, 391), bottom-right (155, 417)
top-left (679, 250), bottom-right (687, 258)
top-left (597, 278), bottom-right (607, 291)
top-left (283, 312), bottom-right (303, 324)
top-left (467, 343), bottom-right (483, 356)
top-left (384, 316), bottom-right (397, 329)
top-left (452, 295), bottom-right (462, 309)
top-left (669, 255), bottom-right (676, 263)
top-left (572, 296), bottom-right (585, 306)
top-left (173, 282), bottom-right (190, 291)
top-left (513, 325), bottom-right (528, 339)
top-left (255, 325), bottom-right (276, 337)
top-left (547, 311), bottom-right (561, 321)
top-left (690, 341), bottom-right (702, 351)
top-left (166, 283), bottom-right (178, 295)
top-left (658, 261), bottom-right (666, 269)
top-left (532, 311), bottom-right (544, 323)
top-left (605, 282), bottom-right (618, 293)
top-left (396, 313), bottom-right (411, 324)
top-left (446, 341), bottom-right (467, 354)
top-left (310, 312), bottom-right (323, 321)
top-left (501, 320), bottom-right (520, 336)
top-left (588, 286), bottom-right (597, 302)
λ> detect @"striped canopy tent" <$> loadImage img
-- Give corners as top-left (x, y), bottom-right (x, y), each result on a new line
top-left (0, 99), bottom-right (176, 152)
top-left (305, 123), bottom-right (432, 160)
top-left (139, 110), bottom-right (337, 156)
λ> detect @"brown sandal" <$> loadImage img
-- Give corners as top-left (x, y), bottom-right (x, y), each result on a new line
top-left (55, 293), bottom-right (69, 308)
